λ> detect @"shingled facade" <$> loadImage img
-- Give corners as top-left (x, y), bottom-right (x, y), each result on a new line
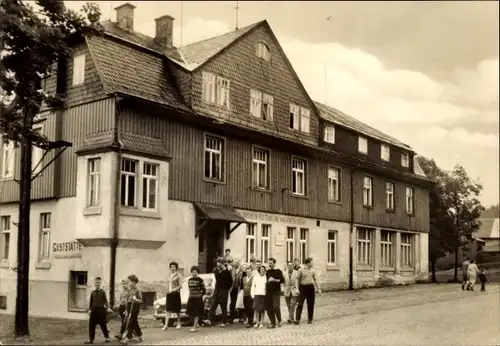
top-left (0, 3), bottom-right (432, 319)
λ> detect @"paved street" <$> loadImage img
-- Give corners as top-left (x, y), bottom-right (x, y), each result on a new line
top-left (37, 283), bottom-right (500, 345)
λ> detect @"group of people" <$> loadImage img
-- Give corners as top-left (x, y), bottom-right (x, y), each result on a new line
top-left (84, 249), bottom-right (322, 344)
top-left (461, 258), bottom-right (488, 291)
top-left (85, 275), bottom-right (143, 345)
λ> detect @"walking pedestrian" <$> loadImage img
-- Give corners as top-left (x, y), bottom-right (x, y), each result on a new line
top-left (206, 258), bottom-right (233, 328)
top-left (85, 277), bottom-right (112, 344)
top-left (163, 261), bottom-right (183, 331)
top-left (242, 266), bottom-right (254, 328)
top-left (265, 257), bottom-right (284, 328)
top-left (295, 257), bottom-right (321, 324)
top-left (461, 258), bottom-right (471, 290)
top-left (186, 266), bottom-right (206, 332)
top-left (283, 261), bottom-right (299, 324)
top-left (478, 269), bottom-right (487, 291)
top-left (228, 258), bottom-right (241, 322)
top-left (121, 275), bottom-right (143, 345)
top-left (251, 265), bottom-right (267, 329)
top-left (115, 279), bottom-right (132, 341)
top-left (466, 259), bottom-right (480, 291)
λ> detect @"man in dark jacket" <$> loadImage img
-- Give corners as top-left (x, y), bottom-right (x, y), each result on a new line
top-left (207, 258), bottom-right (233, 327)
top-left (265, 257), bottom-right (284, 328)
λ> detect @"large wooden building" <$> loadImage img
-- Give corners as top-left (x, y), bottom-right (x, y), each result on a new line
top-left (0, 3), bottom-right (432, 319)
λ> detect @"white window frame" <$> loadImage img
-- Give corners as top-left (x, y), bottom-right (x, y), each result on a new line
top-left (356, 228), bottom-right (373, 266)
top-left (256, 42), bottom-right (271, 61)
top-left (87, 158), bottom-right (101, 207)
top-left (299, 228), bottom-right (308, 264)
top-left (381, 144), bottom-right (390, 161)
top-left (385, 182), bottom-right (395, 211)
top-left (261, 93), bottom-right (274, 121)
top-left (120, 158), bottom-right (137, 207)
top-left (405, 186), bottom-right (414, 215)
top-left (324, 125), bottom-right (335, 144)
top-left (32, 125), bottom-right (44, 175)
top-left (1, 141), bottom-right (15, 179)
top-left (327, 230), bottom-right (337, 265)
top-left (202, 72), bottom-right (216, 104)
top-left (300, 107), bottom-right (310, 133)
top-left (401, 152), bottom-right (410, 168)
top-left (142, 162), bottom-right (159, 210)
top-left (291, 157), bottom-right (306, 196)
top-left (260, 224), bottom-right (271, 262)
top-left (400, 233), bottom-right (413, 268)
top-left (358, 136), bottom-right (368, 154)
top-left (289, 104), bottom-right (300, 130)
top-left (328, 166), bottom-right (341, 202)
top-left (250, 89), bottom-right (262, 118)
top-left (252, 147), bottom-right (269, 190)
top-left (216, 76), bottom-right (230, 108)
top-left (1, 216), bottom-right (11, 261)
top-left (245, 223), bottom-right (256, 263)
top-left (38, 213), bottom-right (51, 262)
top-left (286, 227), bottom-right (296, 263)
top-left (204, 135), bottom-right (224, 182)
top-left (363, 176), bottom-right (373, 207)
top-left (380, 231), bottom-right (394, 267)
top-left (72, 54), bottom-right (86, 86)
top-left (69, 271), bottom-right (88, 311)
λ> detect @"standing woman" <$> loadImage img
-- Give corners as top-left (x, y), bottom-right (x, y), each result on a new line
top-left (466, 259), bottom-right (480, 291)
top-left (251, 266), bottom-right (267, 329)
top-left (186, 266), bottom-right (206, 332)
top-left (295, 257), bottom-right (321, 324)
top-left (163, 261), bottom-right (183, 331)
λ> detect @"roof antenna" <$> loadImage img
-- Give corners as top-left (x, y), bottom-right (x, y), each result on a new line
top-left (180, 1), bottom-right (184, 47)
top-left (235, 1), bottom-right (239, 30)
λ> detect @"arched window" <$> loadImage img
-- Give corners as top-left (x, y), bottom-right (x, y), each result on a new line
top-left (256, 42), bottom-right (271, 61)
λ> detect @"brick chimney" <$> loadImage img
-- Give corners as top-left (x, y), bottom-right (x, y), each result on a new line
top-left (155, 15), bottom-right (175, 48)
top-left (115, 3), bottom-right (135, 31)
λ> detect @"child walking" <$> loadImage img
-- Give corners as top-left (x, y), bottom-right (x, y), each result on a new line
top-left (479, 269), bottom-right (487, 291)
top-left (85, 277), bottom-right (112, 344)
top-left (203, 277), bottom-right (214, 325)
top-left (186, 266), bottom-right (206, 332)
top-left (115, 280), bottom-right (131, 341)
top-left (251, 266), bottom-right (267, 329)
top-left (121, 275), bottom-right (143, 345)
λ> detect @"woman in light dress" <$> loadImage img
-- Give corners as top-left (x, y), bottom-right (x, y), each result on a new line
top-left (466, 259), bottom-right (480, 291)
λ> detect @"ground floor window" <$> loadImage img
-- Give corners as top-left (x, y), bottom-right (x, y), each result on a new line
top-left (400, 233), bottom-right (414, 268)
top-left (245, 223), bottom-right (256, 263)
top-left (356, 228), bottom-right (373, 266)
top-left (380, 230), bottom-right (395, 267)
top-left (286, 227), bottom-right (296, 263)
top-left (0, 295), bottom-right (6, 310)
top-left (260, 224), bottom-right (271, 262)
top-left (298, 228), bottom-right (309, 264)
top-left (69, 271), bottom-right (87, 311)
top-left (327, 231), bottom-right (337, 265)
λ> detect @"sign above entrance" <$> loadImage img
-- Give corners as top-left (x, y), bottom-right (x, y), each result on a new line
top-left (239, 211), bottom-right (306, 226)
top-left (52, 241), bottom-right (83, 259)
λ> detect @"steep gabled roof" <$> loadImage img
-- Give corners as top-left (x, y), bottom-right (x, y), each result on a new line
top-left (179, 21), bottom-right (262, 70)
top-left (314, 101), bottom-right (411, 150)
top-left (476, 218), bottom-right (500, 239)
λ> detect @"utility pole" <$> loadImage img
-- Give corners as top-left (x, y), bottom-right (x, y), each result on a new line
top-left (15, 106), bottom-right (34, 338)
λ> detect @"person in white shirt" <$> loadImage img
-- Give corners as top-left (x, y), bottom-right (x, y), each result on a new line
top-left (250, 266), bottom-right (267, 328)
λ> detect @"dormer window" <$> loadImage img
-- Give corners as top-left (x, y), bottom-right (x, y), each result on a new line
top-left (401, 152), bottom-right (410, 167)
top-left (256, 42), bottom-right (271, 61)
top-left (324, 125), bottom-right (335, 143)
top-left (381, 144), bottom-right (390, 161)
top-left (358, 136), bottom-right (368, 154)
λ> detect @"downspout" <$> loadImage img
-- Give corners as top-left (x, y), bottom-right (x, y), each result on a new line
top-left (109, 94), bottom-right (123, 307)
top-left (349, 165), bottom-right (358, 291)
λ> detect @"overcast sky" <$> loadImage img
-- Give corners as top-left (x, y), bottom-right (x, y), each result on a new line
top-left (65, 1), bottom-right (500, 207)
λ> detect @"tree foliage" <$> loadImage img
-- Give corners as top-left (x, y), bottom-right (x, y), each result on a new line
top-left (417, 157), bottom-right (485, 262)
top-left (0, 0), bottom-right (102, 146)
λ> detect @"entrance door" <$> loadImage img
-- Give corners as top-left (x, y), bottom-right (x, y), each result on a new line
top-left (198, 222), bottom-right (225, 273)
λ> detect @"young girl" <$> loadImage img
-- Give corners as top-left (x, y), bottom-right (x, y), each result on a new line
top-left (186, 266), bottom-right (206, 332)
top-left (163, 261), bottom-right (183, 331)
top-left (250, 266), bottom-right (267, 328)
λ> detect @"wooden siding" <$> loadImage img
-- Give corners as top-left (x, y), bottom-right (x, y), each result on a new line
top-left (190, 26), bottom-right (319, 147)
top-left (320, 122), bottom-right (413, 174)
top-left (0, 98), bottom-right (115, 202)
top-left (120, 105), bottom-right (430, 232)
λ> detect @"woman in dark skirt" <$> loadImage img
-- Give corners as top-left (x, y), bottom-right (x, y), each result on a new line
top-left (186, 266), bottom-right (206, 332)
top-left (163, 261), bottom-right (183, 331)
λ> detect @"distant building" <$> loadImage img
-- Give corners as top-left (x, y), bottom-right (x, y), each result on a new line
top-left (0, 3), bottom-right (432, 320)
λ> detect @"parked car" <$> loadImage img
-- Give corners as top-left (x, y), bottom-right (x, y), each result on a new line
top-left (153, 273), bottom-right (226, 326)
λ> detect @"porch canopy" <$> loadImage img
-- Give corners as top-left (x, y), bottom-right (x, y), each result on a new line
top-left (194, 203), bottom-right (247, 238)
